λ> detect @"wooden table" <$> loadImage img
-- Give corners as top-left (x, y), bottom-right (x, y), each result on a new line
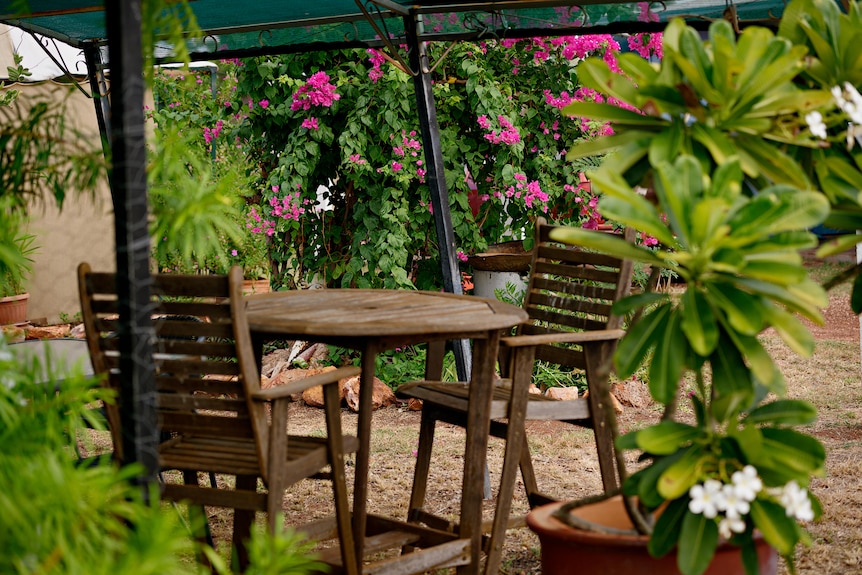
top-left (245, 289), bottom-right (527, 574)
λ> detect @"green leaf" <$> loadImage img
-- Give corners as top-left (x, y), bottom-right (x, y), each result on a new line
top-left (612, 292), bottom-right (670, 317)
top-left (677, 510), bottom-right (719, 575)
top-left (649, 308), bottom-right (688, 404)
top-left (760, 303), bottom-right (816, 357)
top-left (745, 399), bottom-right (817, 426)
top-left (614, 303), bottom-right (672, 384)
top-left (657, 446), bottom-right (705, 500)
top-left (636, 421), bottom-right (703, 455)
top-left (637, 450), bottom-right (687, 508)
top-left (647, 496), bottom-right (689, 558)
top-left (760, 428), bottom-right (826, 477)
top-left (749, 499), bottom-right (799, 556)
top-left (704, 283), bottom-right (763, 336)
top-left (681, 289), bottom-right (719, 357)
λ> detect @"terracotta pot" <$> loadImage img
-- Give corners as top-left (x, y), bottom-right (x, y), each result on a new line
top-left (0, 293), bottom-right (29, 326)
top-left (526, 496), bottom-right (778, 575)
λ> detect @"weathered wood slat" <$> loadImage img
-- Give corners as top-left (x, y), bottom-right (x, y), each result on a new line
top-left (533, 259), bottom-right (621, 284)
top-left (532, 275), bottom-right (618, 301)
top-left (536, 244), bottom-right (623, 268)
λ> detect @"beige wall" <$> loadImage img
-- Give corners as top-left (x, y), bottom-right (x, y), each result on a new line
top-left (15, 81), bottom-right (116, 324)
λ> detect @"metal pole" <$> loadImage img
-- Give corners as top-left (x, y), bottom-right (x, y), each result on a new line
top-left (404, 14), bottom-right (472, 383)
top-left (83, 44), bottom-right (112, 176)
top-left (104, 0), bottom-right (159, 490)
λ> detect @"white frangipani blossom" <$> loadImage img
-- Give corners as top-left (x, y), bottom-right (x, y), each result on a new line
top-left (689, 479), bottom-right (725, 519)
top-left (718, 515), bottom-right (747, 540)
top-left (805, 111), bottom-right (828, 139)
top-left (780, 481), bottom-right (815, 522)
top-left (833, 83), bottom-right (862, 124)
top-left (719, 484), bottom-right (751, 519)
top-left (731, 465), bottom-right (763, 502)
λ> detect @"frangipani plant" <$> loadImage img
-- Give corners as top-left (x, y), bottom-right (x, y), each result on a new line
top-left (550, 155), bottom-right (829, 575)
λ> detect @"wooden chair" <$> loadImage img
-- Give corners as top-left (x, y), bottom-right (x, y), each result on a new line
top-left (396, 217), bottom-right (637, 574)
top-left (77, 263), bottom-right (360, 574)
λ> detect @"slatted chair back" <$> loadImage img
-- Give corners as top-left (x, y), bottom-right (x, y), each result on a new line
top-left (514, 216), bottom-right (635, 373)
top-left (77, 264), bottom-right (269, 478)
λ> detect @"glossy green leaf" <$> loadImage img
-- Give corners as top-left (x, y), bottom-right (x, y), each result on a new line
top-left (760, 303), bottom-right (816, 357)
top-left (722, 328), bottom-right (777, 390)
top-left (637, 450), bottom-right (688, 508)
top-left (677, 511), bottom-right (719, 575)
top-left (749, 499), bottom-right (799, 556)
top-left (729, 424), bottom-right (764, 463)
top-left (704, 283), bottom-right (763, 336)
top-left (647, 496), bottom-right (689, 558)
top-left (599, 196), bottom-right (678, 248)
top-left (649, 309), bottom-right (688, 404)
top-left (612, 292), bottom-right (671, 317)
top-left (615, 303), bottom-right (672, 380)
top-left (761, 428), bottom-right (826, 476)
top-left (657, 446), bottom-right (705, 500)
top-left (745, 399), bottom-right (817, 426)
top-left (681, 289), bottom-right (719, 357)
top-left (636, 421), bottom-right (703, 455)
top-left (740, 260), bottom-right (807, 286)
top-left (710, 333), bottom-right (754, 419)
top-left (649, 119), bottom-right (684, 168)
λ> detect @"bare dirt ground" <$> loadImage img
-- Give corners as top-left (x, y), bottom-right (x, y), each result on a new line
top-left (203, 257), bottom-right (862, 574)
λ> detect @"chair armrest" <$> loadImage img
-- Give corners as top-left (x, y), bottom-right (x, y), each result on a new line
top-left (501, 329), bottom-right (626, 348)
top-left (250, 366), bottom-right (361, 401)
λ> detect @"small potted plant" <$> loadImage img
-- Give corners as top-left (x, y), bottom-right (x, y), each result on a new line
top-left (0, 207), bottom-right (36, 327)
top-left (525, 10), bottom-right (840, 575)
top-left (527, 155), bottom-right (828, 575)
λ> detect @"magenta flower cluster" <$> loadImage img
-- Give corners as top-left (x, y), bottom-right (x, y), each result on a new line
top-left (247, 185), bottom-right (307, 236)
top-left (290, 72), bottom-right (341, 111)
top-left (367, 49), bottom-right (386, 83)
top-left (203, 119), bottom-right (224, 145)
top-left (477, 115), bottom-right (522, 145)
top-left (480, 172), bottom-right (548, 212)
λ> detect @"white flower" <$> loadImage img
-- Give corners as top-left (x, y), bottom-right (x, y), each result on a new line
top-left (718, 515), bottom-right (747, 539)
top-left (689, 479), bottom-right (725, 519)
top-left (731, 465), bottom-right (763, 502)
top-left (719, 484), bottom-right (751, 519)
top-left (833, 83), bottom-right (862, 124)
top-left (805, 111), bottom-right (828, 139)
top-left (780, 481), bottom-right (815, 522)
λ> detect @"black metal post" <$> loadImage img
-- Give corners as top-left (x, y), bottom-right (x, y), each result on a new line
top-left (104, 0), bottom-right (159, 489)
top-left (83, 43), bottom-right (112, 178)
top-left (404, 14), bottom-right (472, 383)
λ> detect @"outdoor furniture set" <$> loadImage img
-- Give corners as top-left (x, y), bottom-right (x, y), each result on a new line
top-left (75, 217), bottom-right (637, 574)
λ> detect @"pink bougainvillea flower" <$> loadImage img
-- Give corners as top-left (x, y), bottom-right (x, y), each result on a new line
top-left (301, 117), bottom-right (320, 130)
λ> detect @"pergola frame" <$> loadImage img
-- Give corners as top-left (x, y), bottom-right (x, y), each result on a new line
top-left (1, 0), bottom-right (787, 485)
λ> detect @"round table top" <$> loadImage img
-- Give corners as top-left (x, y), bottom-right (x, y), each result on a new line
top-left (245, 289), bottom-right (527, 339)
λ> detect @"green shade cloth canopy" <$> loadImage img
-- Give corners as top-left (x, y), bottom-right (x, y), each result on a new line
top-left (2, 0), bottom-right (788, 60)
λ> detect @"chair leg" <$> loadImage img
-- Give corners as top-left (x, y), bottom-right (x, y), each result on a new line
top-left (323, 382), bottom-right (360, 575)
top-left (183, 471), bottom-right (215, 573)
top-left (484, 345), bottom-right (534, 575)
top-left (584, 341), bottom-right (620, 494)
top-left (407, 406), bottom-right (438, 525)
top-left (233, 475), bottom-right (257, 573)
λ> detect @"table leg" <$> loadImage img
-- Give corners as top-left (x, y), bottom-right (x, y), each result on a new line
top-left (457, 331), bottom-right (500, 575)
top-left (352, 341), bottom-right (379, 569)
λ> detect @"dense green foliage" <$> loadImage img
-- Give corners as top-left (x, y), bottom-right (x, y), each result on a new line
top-left (0, 344), bottom-right (332, 574)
